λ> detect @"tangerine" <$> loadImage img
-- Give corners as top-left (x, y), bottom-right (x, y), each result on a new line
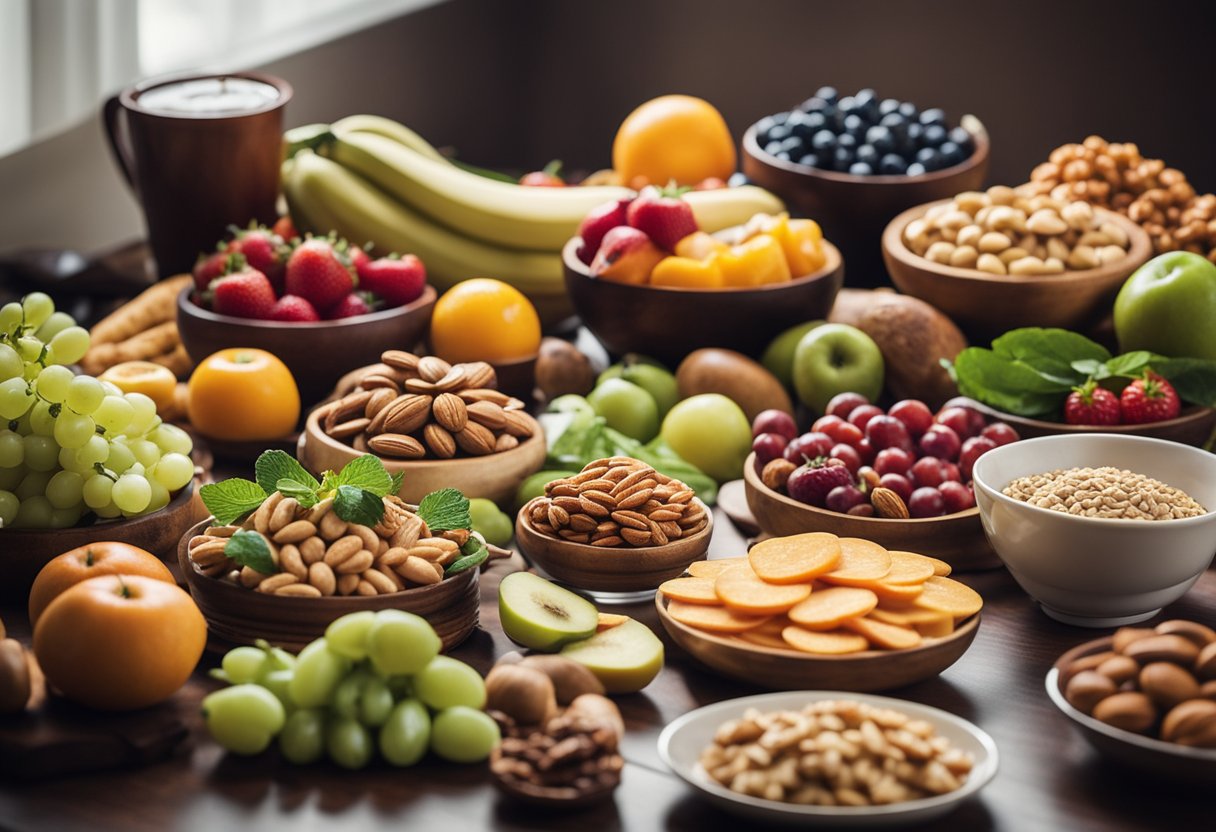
top-left (612, 95), bottom-right (736, 188)
top-left (430, 279), bottom-right (541, 363)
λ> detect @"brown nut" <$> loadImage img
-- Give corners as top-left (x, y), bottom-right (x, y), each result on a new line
top-left (761, 458), bottom-right (796, 492)
top-left (432, 393), bottom-right (468, 433)
top-left (1200, 680), bottom-right (1216, 699)
top-left (1139, 662), bottom-right (1201, 710)
top-left (870, 487), bottom-right (910, 519)
top-left (518, 655), bottom-right (606, 705)
top-left (1091, 691), bottom-right (1157, 734)
top-left (1095, 655), bottom-right (1140, 685)
top-left (1160, 699), bottom-right (1216, 747)
top-left (1112, 627), bottom-right (1156, 653)
top-left (1064, 670), bottom-right (1118, 715)
top-left (1195, 642), bottom-right (1216, 681)
top-left (485, 663), bottom-right (558, 726)
top-left (1067, 650), bottom-right (1117, 675)
top-left (1122, 634), bottom-right (1201, 666)
top-left (1154, 619), bottom-right (1216, 649)
top-left (423, 423), bottom-right (457, 459)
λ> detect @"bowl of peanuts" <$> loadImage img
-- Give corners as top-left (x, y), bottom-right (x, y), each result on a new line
top-left (971, 434), bottom-right (1216, 628)
top-left (882, 188), bottom-right (1152, 337)
top-left (658, 690), bottom-right (998, 826)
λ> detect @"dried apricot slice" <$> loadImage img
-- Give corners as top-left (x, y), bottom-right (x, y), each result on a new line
top-left (748, 532), bottom-right (842, 584)
top-left (736, 618), bottom-right (792, 650)
top-left (787, 586), bottom-right (878, 630)
top-left (781, 625), bottom-right (870, 655)
top-left (913, 576), bottom-right (984, 618)
top-left (715, 564), bottom-right (811, 615)
top-left (844, 616), bottom-right (923, 650)
top-left (818, 538), bottom-right (892, 586)
top-left (884, 551), bottom-right (940, 585)
top-left (658, 576), bottom-right (720, 605)
top-left (666, 599), bottom-right (770, 633)
top-left (687, 558), bottom-right (746, 578)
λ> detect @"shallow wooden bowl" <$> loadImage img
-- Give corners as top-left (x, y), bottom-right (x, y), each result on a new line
top-left (742, 118), bottom-right (990, 286)
top-left (297, 406), bottom-right (547, 506)
top-left (0, 483), bottom-right (201, 601)
top-left (742, 453), bottom-right (999, 571)
top-left (491, 761), bottom-right (618, 808)
top-left (514, 498), bottom-right (714, 592)
top-left (176, 285), bottom-right (436, 406)
top-left (176, 519), bottom-right (478, 652)
top-left (562, 237), bottom-right (842, 366)
top-left (656, 594), bottom-right (979, 691)
top-left (882, 200), bottom-right (1151, 338)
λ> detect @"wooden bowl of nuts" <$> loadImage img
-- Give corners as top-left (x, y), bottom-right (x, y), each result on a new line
top-left (882, 193), bottom-right (1152, 338)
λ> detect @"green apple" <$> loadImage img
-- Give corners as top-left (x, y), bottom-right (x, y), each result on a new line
top-left (598, 355), bottom-right (680, 417)
top-left (497, 572), bottom-right (599, 652)
top-left (659, 393), bottom-right (752, 482)
top-left (761, 320), bottom-right (826, 388)
top-left (587, 378), bottom-right (659, 441)
top-left (1114, 252), bottom-right (1216, 360)
top-left (792, 323), bottom-right (884, 414)
top-left (547, 393), bottom-right (597, 423)
top-left (559, 618), bottom-right (664, 694)
top-left (468, 498), bottom-right (512, 547)
top-left (513, 470), bottom-right (577, 512)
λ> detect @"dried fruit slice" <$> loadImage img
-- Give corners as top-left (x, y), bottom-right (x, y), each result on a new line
top-left (686, 558), bottom-right (746, 578)
top-left (747, 532), bottom-right (842, 584)
top-left (869, 605), bottom-right (951, 627)
top-left (596, 613), bottom-right (629, 632)
top-left (715, 564), bottom-right (811, 615)
top-left (781, 625), bottom-right (870, 655)
top-left (819, 538), bottom-right (892, 586)
top-left (735, 618), bottom-right (791, 650)
top-left (658, 576), bottom-right (720, 605)
top-left (666, 599), bottom-right (770, 633)
top-left (913, 576), bottom-right (984, 618)
top-left (844, 616), bottom-right (923, 650)
top-left (912, 616), bottom-right (955, 638)
top-left (884, 551), bottom-right (941, 585)
top-left (787, 586), bottom-right (878, 630)
top-left (868, 581), bottom-right (925, 603)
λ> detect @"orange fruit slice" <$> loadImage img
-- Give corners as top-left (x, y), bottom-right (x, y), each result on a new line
top-left (884, 551), bottom-right (940, 585)
top-left (666, 599), bottom-right (769, 633)
top-left (715, 564), bottom-right (811, 616)
top-left (687, 558), bottom-right (746, 579)
top-left (748, 533), bottom-right (842, 584)
top-left (658, 577), bottom-right (720, 605)
top-left (819, 538), bottom-right (892, 586)
top-left (913, 576), bottom-right (984, 618)
top-left (781, 626), bottom-right (870, 655)
top-left (787, 586), bottom-right (878, 630)
top-left (844, 616), bottom-right (923, 650)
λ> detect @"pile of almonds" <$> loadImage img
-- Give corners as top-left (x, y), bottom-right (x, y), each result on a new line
top-left (523, 457), bottom-right (707, 548)
top-left (187, 490), bottom-right (470, 597)
top-left (318, 350), bottom-right (535, 459)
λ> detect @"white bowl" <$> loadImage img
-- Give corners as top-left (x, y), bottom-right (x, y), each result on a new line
top-left (971, 434), bottom-right (1216, 627)
top-left (657, 690), bottom-right (998, 828)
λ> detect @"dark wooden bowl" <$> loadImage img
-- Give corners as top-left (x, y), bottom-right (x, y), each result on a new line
top-left (176, 285), bottom-right (437, 406)
top-left (741, 117), bottom-right (990, 287)
top-left (176, 518), bottom-right (479, 652)
top-left (950, 396), bottom-right (1216, 449)
top-left (562, 237), bottom-right (842, 366)
top-left (514, 497), bottom-right (714, 592)
top-left (742, 453), bottom-right (999, 571)
top-left (0, 483), bottom-right (202, 601)
top-left (486, 354), bottom-right (537, 401)
top-left (656, 594), bottom-right (980, 691)
top-left (883, 200), bottom-right (1152, 338)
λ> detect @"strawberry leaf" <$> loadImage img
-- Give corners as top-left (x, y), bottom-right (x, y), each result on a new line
top-left (225, 530), bottom-right (278, 575)
top-left (255, 450), bottom-right (319, 495)
top-left (200, 478), bottom-right (269, 525)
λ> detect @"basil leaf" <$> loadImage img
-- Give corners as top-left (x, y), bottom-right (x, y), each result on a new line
top-left (255, 450), bottom-right (319, 496)
top-left (225, 529), bottom-right (278, 575)
top-left (417, 487), bottom-right (471, 531)
top-left (1070, 359), bottom-right (1109, 380)
top-left (953, 348), bottom-right (1066, 416)
top-left (200, 478), bottom-right (269, 525)
top-left (330, 454), bottom-right (394, 496)
top-left (277, 477), bottom-right (318, 508)
top-left (333, 484), bottom-right (385, 526)
top-left (991, 328), bottom-right (1108, 385)
top-left (445, 536), bottom-right (489, 575)
top-left (1153, 358), bottom-right (1216, 407)
top-left (1104, 351), bottom-right (1156, 378)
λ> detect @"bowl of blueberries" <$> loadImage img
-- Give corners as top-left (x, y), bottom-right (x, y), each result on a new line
top-left (741, 86), bottom-right (989, 285)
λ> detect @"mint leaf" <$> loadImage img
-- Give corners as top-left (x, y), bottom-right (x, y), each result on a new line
top-left (277, 478), bottom-right (318, 508)
top-left (200, 478), bottom-right (269, 525)
top-left (953, 348), bottom-right (1068, 416)
top-left (225, 529), bottom-right (278, 575)
top-left (255, 450), bottom-right (318, 496)
top-left (333, 485), bottom-right (385, 526)
top-left (990, 328), bottom-right (1108, 385)
top-left (446, 536), bottom-right (489, 575)
top-left (1105, 351), bottom-right (1156, 378)
top-left (1070, 359), bottom-right (1109, 380)
top-left (417, 487), bottom-right (471, 531)
top-left (388, 470), bottom-right (405, 495)
top-left (329, 454), bottom-right (394, 496)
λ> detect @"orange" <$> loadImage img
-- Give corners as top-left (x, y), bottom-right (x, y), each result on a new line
top-left (612, 95), bottom-right (736, 188)
top-left (430, 278), bottom-right (541, 363)
top-left (187, 348), bottom-right (300, 441)
top-left (99, 361), bottom-right (178, 415)
top-left (33, 575), bottom-right (206, 711)
top-left (28, 541), bottom-right (174, 627)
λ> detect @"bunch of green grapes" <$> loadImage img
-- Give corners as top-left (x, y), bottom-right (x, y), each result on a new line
top-left (203, 610), bottom-right (500, 768)
top-left (0, 292), bottom-right (194, 528)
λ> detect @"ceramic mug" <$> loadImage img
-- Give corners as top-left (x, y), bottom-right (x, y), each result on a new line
top-left (103, 72), bottom-right (292, 277)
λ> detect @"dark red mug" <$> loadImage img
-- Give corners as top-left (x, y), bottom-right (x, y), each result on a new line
top-left (103, 72), bottom-right (292, 278)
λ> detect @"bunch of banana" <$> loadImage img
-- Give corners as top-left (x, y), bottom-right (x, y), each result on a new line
top-left (280, 114), bottom-right (786, 324)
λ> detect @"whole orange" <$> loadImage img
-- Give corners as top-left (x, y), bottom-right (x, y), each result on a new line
top-left (29, 541), bottom-right (174, 627)
top-left (33, 575), bottom-right (206, 711)
top-left (612, 95), bottom-right (737, 188)
top-left (99, 361), bottom-right (178, 415)
top-left (430, 279), bottom-right (541, 363)
top-left (187, 348), bottom-right (300, 440)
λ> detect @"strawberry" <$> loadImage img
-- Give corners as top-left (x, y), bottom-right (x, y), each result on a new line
top-left (192, 248), bottom-right (231, 292)
top-left (210, 265), bottom-right (276, 320)
top-left (324, 292), bottom-right (378, 320)
top-left (268, 295), bottom-right (320, 322)
top-left (519, 160), bottom-right (565, 187)
top-left (577, 198), bottom-right (632, 264)
top-left (358, 254), bottom-right (426, 307)
top-left (272, 215), bottom-right (299, 242)
top-left (347, 244), bottom-right (372, 276)
top-left (1064, 381), bottom-right (1121, 425)
top-left (625, 185), bottom-right (698, 252)
top-left (1120, 372), bottom-right (1181, 424)
top-left (229, 225), bottom-right (289, 293)
top-left (285, 239), bottom-right (355, 311)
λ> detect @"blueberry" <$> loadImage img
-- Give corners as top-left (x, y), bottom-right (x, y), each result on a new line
top-left (879, 153), bottom-right (907, 175)
top-left (906, 162), bottom-right (927, 176)
top-left (865, 125), bottom-right (896, 154)
top-left (919, 108), bottom-right (946, 127)
top-left (803, 111), bottom-right (828, 132)
top-left (938, 141), bottom-right (964, 167)
top-left (916, 147), bottom-right (942, 170)
top-left (849, 162), bottom-right (874, 176)
top-left (755, 115), bottom-right (779, 137)
top-left (780, 136), bottom-right (805, 155)
top-left (854, 88), bottom-right (877, 106)
top-left (879, 98), bottom-right (901, 116)
top-left (949, 126), bottom-right (974, 151)
top-left (815, 86), bottom-right (839, 104)
top-left (774, 151), bottom-right (792, 162)
top-left (854, 90), bottom-right (880, 122)
top-left (764, 140), bottom-right (785, 157)
top-left (843, 114), bottom-right (866, 136)
top-left (880, 112), bottom-right (907, 131)
top-left (798, 153), bottom-right (820, 168)
top-left (786, 111), bottom-right (817, 138)
top-left (855, 144), bottom-right (879, 165)
top-left (728, 171), bottom-right (750, 187)
top-left (921, 124), bottom-right (947, 147)
top-left (838, 95), bottom-right (858, 115)
top-left (811, 129), bottom-right (838, 152)
top-left (898, 101), bottom-right (918, 120)
top-left (904, 123), bottom-right (924, 150)
top-left (767, 123), bottom-right (793, 143)
top-left (837, 133), bottom-right (858, 150)
top-left (800, 97), bottom-right (827, 112)
top-left (832, 146), bottom-right (856, 171)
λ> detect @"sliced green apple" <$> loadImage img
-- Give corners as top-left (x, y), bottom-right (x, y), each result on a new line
top-left (559, 618), bottom-right (664, 694)
top-left (498, 572), bottom-right (599, 652)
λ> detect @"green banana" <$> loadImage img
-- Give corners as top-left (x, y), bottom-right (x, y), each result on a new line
top-left (329, 114), bottom-right (448, 163)
top-left (683, 186), bottom-right (787, 233)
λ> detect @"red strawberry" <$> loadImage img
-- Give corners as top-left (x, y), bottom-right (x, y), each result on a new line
top-left (347, 244), bottom-right (372, 275)
top-left (268, 294), bottom-right (320, 322)
top-left (285, 239), bottom-right (355, 310)
top-left (358, 255), bottom-right (426, 306)
top-left (192, 248), bottom-right (232, 292)
top-left (272, 215), bottom-right (299, 242)
top-left (324, 292), bottom-right (377, 320)
top-left (519, 160), bottom-right (565, 187)
top-left (210, 266), bottom-right (276, 320)
top-left (1064, 381), bottom-right (1121, 425)
top-left (1120, 372), bottom-right (1181, 424)
top-left (625, 185), bottom-right (698, 252)
top-left (230, 225), bottom-right (289, 293)
top-left (577, 198), bottom-right (631, 264)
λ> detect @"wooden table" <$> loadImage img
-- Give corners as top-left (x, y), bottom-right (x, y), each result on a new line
top-left (1, 502), bottom-right (1212, 831)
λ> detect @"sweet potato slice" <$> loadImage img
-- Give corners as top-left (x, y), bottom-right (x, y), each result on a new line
top-left (666, 599), bottom-right (770, 633)
top-left (748, 532), bottom-right (842, 584)
top-left (913, 576), bottom-right (984, 618)
top-left (781, 625), bottom-right (870, 655)
top-left (845, 616), bottom-right (923, 650)
top-left (715, 564), bottom-right (811, 615)
top-left (868, 581), bottom-right (925, 603)
top-left (658, 576), bottom-right (720, 605)
top-left (818, 538), bottom-right (892, 586)
top-left (736, 617), bottom-right (793, 650)
top-left (913, 616), bottom-right (955, 637)
top-left (787, 586), bottom-right (878, 630)
top-left (869, 606), bottom-right (952, 627)
top-left (687, 558), bottom-right (746, 578)
top-left (884, 551), bottom-right (940, 585)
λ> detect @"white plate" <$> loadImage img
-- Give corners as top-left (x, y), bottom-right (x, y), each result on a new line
top-left (657, 690), bottom-right (999, 828)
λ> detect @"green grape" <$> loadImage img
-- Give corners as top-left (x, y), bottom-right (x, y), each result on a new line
top-left (332, 670), bottom-right (371, 720)
top-left (360, 676), bottom-right (394, 727)
top-left (99, 380), bottom-right (122, 396)
top-left (386, 674), bottom-right (413, 699)
top-left (150, 423), bottom-right (193, 455)
top-left (379, 699), bottom-right (430, 767)
top-left (324, 610), bottom-right (377, 660)
top-left (413, 656), bottom-right (487, 711)
top-left (288, 638), bottom-right (350, 708)
top-left (57, 445), bottom-right (78, 472)
top-left (21, 293), bottom-right (54, 329)
top-left (0, 465), bottom-right (24, 491)
top-left (82, 473), bottom-right (114, 509)
top-left (279, 708), bottom-right (325, 765)
top-left (129, 439), bottom-right (161, 467)
top-left (260, 668), bottom-right (295, 710)
top-left (53, 411), bottom-right (95, 450)
top-left (0, 490), bottom-right (17, 527)
top-left (326, 716), bottom-right (373, 770)
top-left (46, 470), bottom-right (84, 509)
top-left (152, 452), bottom-right (193, 491)
top-left (49, 504), bottom-right (82, 528)
top-left (12, 495), bottom-right (52, 528)
top-left (430, 706), bottom-right (500, 763)
top-left (146, 477), bottom-right (170, 512)
top-left (94, 501), bottom-right (122, 519)
top-left (201, 684), bottom-right (286, 755)
top-left (29, 401), bottom-right (56, 436)
top-left (0, 344), bottom-right (23, 381)
top-left (93, 395), bottom-right (134, 434)
top-left (367, 610), bottom-right (441, 677)
top-left (106, 441), bottom-right (135, 473)
top-left (125, 393), bottom-right (157, 435)
top-left (22, 434), bottom-right (58, 471)
top-left (126, 462), bottom-right (145, 477)
top-left (0, 430), bottom-right (24, 467)
top-left (0, 378), bottom-right (33, 419)
top-left (35, 311), bottom-right (75, 343)
top-left (17, 336), bottom-right (44, 362)
top-left (49, 326), bottom-right (89, 365)
top-left (112, 473), bottom-right (151, 513)
top-left (0, 302), bottom-right (22, 334)
top-left (33, 365), bottom-right (72, 403)
top-left (16, 470), bottom-right (52, 500)
top-left (22, 362), bottom-right (39, 382)
top-left (76, 434), bottom-right (109, 468)
top-left (221, 646), bottom-right (268, 684)
top-left (255, 641), bottom-right (297, 675)
top-left (65, 375), bottom-right (105, 414)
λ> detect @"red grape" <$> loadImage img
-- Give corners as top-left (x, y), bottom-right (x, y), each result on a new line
top-left (829, 443), bottom-right (862, 474)
top-left (847, 404), bottom-right (885, 431)
top-left (941, 461), bottom-right (961, 483)
top-left (910, 456), bottom-right (948, 488)
top-left (752, 409), bottom-right (798, 441)
top-left (888, 400), bottom-right (934, 438)
top-left (908, 487), bottom-right (946, 518)
top-left (865, 415), bottom-right (912, 452)
top-left (847, 503), bottom-right (876, 517)
top-left (874, 447), bottom-right (915, 477)
top-left (811, 414), bottom-right (843, 434)
top-left (856, 438), bottom-right (876, 464)
top-left (981, 422), bottom-right (1020, 447)
top-left (919, 424), bottom-right (961, 461)
top-left (783, 431), bottom-right (834, 464)
top-left (878, 473), bottom-right (913, 502)
top-left (935, 406), bottom-right (975, 439)
top-left (826, 485), bottom-right (867, 513)
top-left (827, 392), bottom-right (870, 420)
top-left (752, 433), bottom-right (788, 468)
top-left (822, 419), bottom-right (864, 448)
top-left (938, 481), bottom-right (975, 513)
top-left (959, 436), bottom-right (997, 481)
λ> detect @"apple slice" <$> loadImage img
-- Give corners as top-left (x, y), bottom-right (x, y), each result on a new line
top-left (497, 573), bottom-right (599, 652)
top-left (559, 618), bottom-right (664, 694)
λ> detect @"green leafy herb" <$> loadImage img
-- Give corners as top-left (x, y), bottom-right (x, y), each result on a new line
top-left (224, 529), bottom-right (278, 575)
top-left (990, 328), bottom-right (1109, 384)
top-left (388, 470), bottom-right (405, 495)
top-left (333, 484), bottom-right (385, 526)
top-left (199, 478), bottom-right (269, 525)
top-left (417, 488), bottom-right (471, 531)
top-left (325, 454), bottom-right (394, 496)
top-left (277, 478), bottom-right (319, 508)
top-left (1152, 358), bottom-right (1216, 407)
top-left (1104, 351), bottom-right (1155, 378)
top-left (255, 450), bottom-right (319, 496)
top-left (952, 348), bottom-right (1071, 417)
top-left (445, 536), bottom-right (489, 575)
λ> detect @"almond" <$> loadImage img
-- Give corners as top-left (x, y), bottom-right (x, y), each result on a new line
top-left (381, 350), bottom-right (420, 372)
top-left (404, 377), bottom-right (440, 394)
top-left (581, 489), bottom-right (617, 510)
top-left (362, 568), bottom-right (399, 595)
top-left (502, 409), bottom-right (535, 438)
top-left (466, 400), bottom-right (507, 431)
top-left (418, 355), bottom-right (452, 382)
top-left (383, 394), bottom-right (432, 434)
top-left (432, 393), bottom-right (468, 432)
top-left (495, 434), bottom-right (519, 452)
top-left (431, 366), bottom-right (468, 392)
top-left (273, 520), bottom-right (316, 544)
top-left (871, 487), bottom-right (910, 519)
top-left (458, 387), bottom-right (511, 406)
top-left (364, 387), bottom-right (397, 419)
top-left (610, 510), bottom-right (649, 531)
top-left (368, 433), bottom-right (427, 459)
top-left (330, 417), bottom-right (371, 439)
top-left (257, 573), bottom-right (300, 594)
top-left (455, 422), bottom-right (496, 455)
top-left (275, 583), bottom-right (323, 598)
top-left (359, 374), bottom-right (401, 392)
top-left (620, 527), bottom-right (653, 546)
top-left (326, 390), bottom-right (372, 429)
top-left (424, 423), bottom-right (457, 458)
top-left (460, 362), bottom-right (497, 389)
